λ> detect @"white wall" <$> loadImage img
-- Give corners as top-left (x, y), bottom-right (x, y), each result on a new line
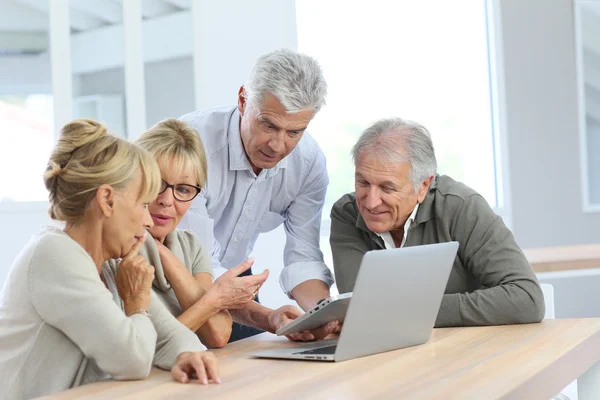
top-left (586, 117), bottom-right (600, 204)
top-left (0, 205), bottom-right (53, 285)
top-left (499, 0), bottom-right (600, 249)
top-left (538, 270), bottom-right (600, 318)
top-left (76, 57), bottom-right (196, 130)
top-left (0, 53), bottom-right (51, 93)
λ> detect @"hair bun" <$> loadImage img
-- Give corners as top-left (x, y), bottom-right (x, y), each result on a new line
top-left (60, 119), bottom-right (108, 154)
top-left (43, 119), bottom-right (109, 197)
top-left (44, 161), bottom-right (64, 180)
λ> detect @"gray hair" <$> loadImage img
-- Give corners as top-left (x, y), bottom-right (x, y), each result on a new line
top-left (243, 49), bottom-right (327, 113)
top-left (352, 118), bottom-right (437, 192)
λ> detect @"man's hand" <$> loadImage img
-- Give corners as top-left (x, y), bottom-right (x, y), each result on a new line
top-left (267, 305), bottom-right (340, 341)
top-left (171, 351), bottom-right (220, 384)
top-left (290, 280), bottom-right (331, 312)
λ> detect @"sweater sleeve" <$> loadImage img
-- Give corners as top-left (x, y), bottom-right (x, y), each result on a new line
top-left (436, 194), bottom-right (545, 327)
top-left (330, 197), bottom-right (372, 294)
top-left (149, 290), bottom-right (206, 370)
top-left (28, 238), bottom-right (157, 381)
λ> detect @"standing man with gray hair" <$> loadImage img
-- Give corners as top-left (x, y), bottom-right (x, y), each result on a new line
top-left (179, 49), bottom-right (336, 342)
top-left (331, 117), bottom-right (545, 327)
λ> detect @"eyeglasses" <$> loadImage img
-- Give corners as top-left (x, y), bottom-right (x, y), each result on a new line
top-left (159, 179), bottom-right (202, 202)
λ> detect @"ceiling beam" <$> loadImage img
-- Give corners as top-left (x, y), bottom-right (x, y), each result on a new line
top-left (69, 0), bottom-right (122, 24)
top-left (141, 0), bottom-right (178, 17)
top-left (0, 32), bottom-right (48, 53)
top-left (110, 0), bottom-right (178, 18)
top-left (14, 0), bottom-right (106, 31)
top-left (162, 0), bottom-right (192, 10)
top-left (70, 10), bottom-right (194, 74)
top-left (0, 0), bottom-right (48, 31)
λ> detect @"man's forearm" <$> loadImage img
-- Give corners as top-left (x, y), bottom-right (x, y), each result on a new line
top-left (229, 301), bottom-right (275, 332)
top-left (435, 282), bottom-right (545, 328)
top-left (291, 279), bottom-right (331, 312)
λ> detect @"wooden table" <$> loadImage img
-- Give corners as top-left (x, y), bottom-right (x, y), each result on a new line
top-left (42, 319), bottom-right (600, 400)
top-left (524, 243), bottom-right (600, 273)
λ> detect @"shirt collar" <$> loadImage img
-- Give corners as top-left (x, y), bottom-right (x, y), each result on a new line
top-left (227, 108), bottom-right (288, 176)
top-left (373, 203), bottom-right (420, 247)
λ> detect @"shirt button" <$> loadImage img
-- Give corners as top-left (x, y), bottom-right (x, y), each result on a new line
top-left (244, 209), bottom-right (249, 215)
top-left (233, 237), bottom-right (239, 243)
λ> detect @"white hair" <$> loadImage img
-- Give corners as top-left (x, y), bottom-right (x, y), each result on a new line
top-left (243, 49), bottom-right (327, 113)
top-left (352, 118), bottom-right (437, 192)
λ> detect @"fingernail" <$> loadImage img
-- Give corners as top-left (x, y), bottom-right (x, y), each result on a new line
top-left (215, 377), bottom-right (222, 384)
top-left (202, 378), bottom-right (208, 385)
top-left (247, 257), bottom-right (255, 262)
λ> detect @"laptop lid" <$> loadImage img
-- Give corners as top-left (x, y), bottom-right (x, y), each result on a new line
top-left (334, 241), bottom-right (458, 362)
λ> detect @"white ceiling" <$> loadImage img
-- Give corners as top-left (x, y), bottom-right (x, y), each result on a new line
top-left (0, 0), bottom-right (191, 53)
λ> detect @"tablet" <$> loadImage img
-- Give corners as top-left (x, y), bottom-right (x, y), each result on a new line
top-left (276, 293), bottom-right (353, 336)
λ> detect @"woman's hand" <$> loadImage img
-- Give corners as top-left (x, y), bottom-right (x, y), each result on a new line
top-left (116, 235), bottom-right (155, 315)
top-left (205, 259), bottom-right (269, 310)
top-left (171, 351), bottom-right (220, 384)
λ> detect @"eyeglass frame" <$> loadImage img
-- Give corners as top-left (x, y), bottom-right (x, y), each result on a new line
top-left (158, 179), bottom-right (203, 202)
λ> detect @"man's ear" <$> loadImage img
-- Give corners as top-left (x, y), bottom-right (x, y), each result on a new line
top-left (96, 184), bottom-right (115, 217)
top-left (237, 85), bottom-right (247, 116)
top-left (417, 175), bottom-right (434, 203)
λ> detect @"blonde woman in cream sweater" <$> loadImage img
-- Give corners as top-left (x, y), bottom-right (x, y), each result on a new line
top-left (0, 119), bottom-right (220, 400)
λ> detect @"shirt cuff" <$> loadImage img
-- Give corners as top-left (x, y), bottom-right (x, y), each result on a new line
top-left (279, 261), bottom-right (334, 299)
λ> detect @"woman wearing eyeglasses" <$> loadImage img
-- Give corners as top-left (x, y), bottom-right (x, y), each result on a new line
top-left (114, 119), bottom-right (269, 348)
top-left (0, 119), bottom-right (220, 399)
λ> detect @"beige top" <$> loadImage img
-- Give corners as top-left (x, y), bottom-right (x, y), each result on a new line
top-left (0, 227), bottom-right (205, 400)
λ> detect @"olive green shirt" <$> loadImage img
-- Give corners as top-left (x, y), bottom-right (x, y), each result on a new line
top-left (330, 175), bottom-right (545, 327)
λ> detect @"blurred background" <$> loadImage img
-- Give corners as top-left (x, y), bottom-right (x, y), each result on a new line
top-left (1, 0), bottom-right (600, 317)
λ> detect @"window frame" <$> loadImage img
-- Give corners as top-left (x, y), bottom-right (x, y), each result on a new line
top-left (308, 0), bottom-right (511, 231)
top-left (0, 84), bottom-right (54, 214)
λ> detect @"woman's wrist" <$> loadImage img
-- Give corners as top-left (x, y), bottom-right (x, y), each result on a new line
top-left (200, 289), bottom-right (223, 314)
top-left (127, 308), bottom-right (152, 318)
top-left (123, 295), bottom-right (151, 316)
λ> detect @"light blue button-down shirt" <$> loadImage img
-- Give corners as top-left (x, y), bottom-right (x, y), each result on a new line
top-left (179, 106), bottom-right (334, 297)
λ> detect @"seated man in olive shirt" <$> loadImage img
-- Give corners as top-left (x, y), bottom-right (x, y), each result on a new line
top-left (330, 117), bottom-right (544, 327)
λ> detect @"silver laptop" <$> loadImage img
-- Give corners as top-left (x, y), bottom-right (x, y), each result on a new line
top-left (251, 241), bottom-right (459, 362)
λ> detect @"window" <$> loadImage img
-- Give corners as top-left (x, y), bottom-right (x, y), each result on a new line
top-left (0, 94), bottom-right (54, 203)
top-left (296, 0), bottom-right (499, 216)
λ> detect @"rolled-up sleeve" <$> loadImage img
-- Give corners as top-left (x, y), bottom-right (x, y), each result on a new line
top-left (279, 150), bottom-right (334, 296)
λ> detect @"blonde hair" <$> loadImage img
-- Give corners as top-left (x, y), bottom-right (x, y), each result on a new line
top-left (43, 119), bottom-right (161, 223)
top-left (136, 119), bottom-right (207, 187)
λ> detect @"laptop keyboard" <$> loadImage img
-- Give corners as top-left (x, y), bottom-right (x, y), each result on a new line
top-left (293, 345), bottom-right (338, 355)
